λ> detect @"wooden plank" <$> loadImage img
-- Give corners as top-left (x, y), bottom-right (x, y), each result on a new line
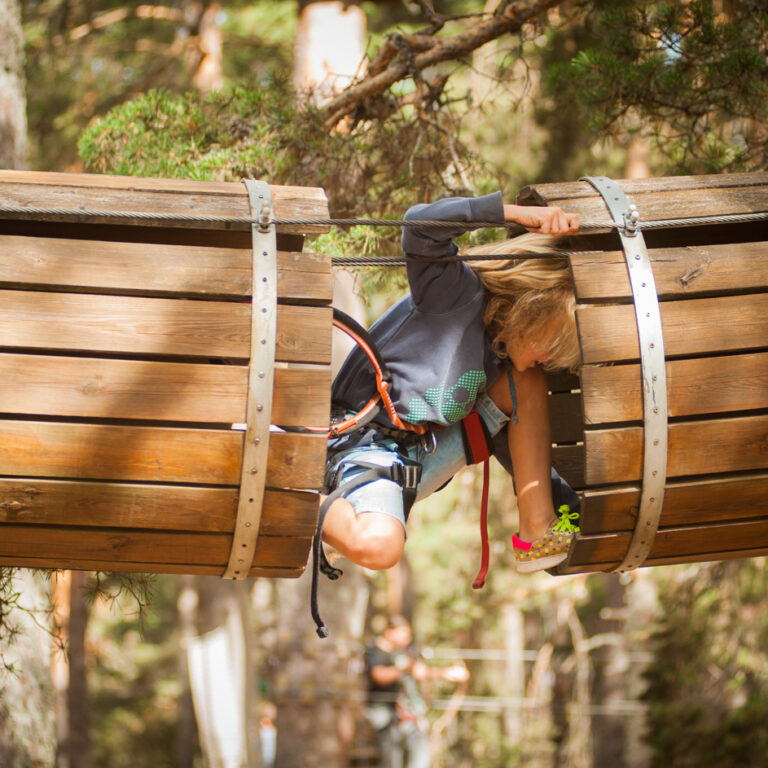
top-left (0, 420), bottom-right (326, 489)
top-left (0, 353), bottom-right (248, 423)
top-left (585, 414), bottom-right (768, 485)
top-left (272, 366), bottom-right (331, 428)
top-left (0, 524), bottom-right (310, 569)
top-left (579, 473), bottom-right (768, 534)
top-left (0, 170), bottom-right (330, 234)
top-left (0, 478), bottom-right (318, 536)
top-left (570, 241), bottom-right (768, 300)
top-left (552, 444), bottom-right (585, 490)
top-left (581, 353), bottom-right (768, 424)
top-left (518, 172), bottom-right (768, 203)
top-left (275, 305), bottom-right (332, 364)
top-left (558, 543), bottom-right (768, 574)
top-left (566, 517), bottom-right (768, 568)
top-left (0, 354), bottom-right (330, 427)
top-left (577, 293), bottom-right (768, 364)
top-left (0, 234), bottom-right (332, 302)
top-left (548, 392), bottom-right (584, 443)
top-left (0, 554), bottom-right (305, 578)
top-left (0, 290), bottom-right (331, 364)
top-left (516, 173), bottom-right (768, 232)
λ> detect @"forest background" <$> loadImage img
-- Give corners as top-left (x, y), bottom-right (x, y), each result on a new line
top-left (1, 0), bottom-right (767, 767)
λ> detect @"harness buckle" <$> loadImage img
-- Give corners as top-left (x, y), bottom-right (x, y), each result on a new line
top-left (419, 429), bottom-right (438, 455)
top-left (391, 462), bottom-right (422, 490)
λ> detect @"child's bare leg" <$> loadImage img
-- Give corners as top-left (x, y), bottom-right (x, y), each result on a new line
top-left (320, 496), bottom-right (405, 570)
top-left (487, 365), bottom-right (554, 541)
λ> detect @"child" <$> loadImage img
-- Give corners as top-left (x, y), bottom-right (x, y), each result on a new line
top-left (321, 192), bottom-right (580, 579)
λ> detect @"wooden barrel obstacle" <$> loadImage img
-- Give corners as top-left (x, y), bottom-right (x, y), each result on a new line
top-left (0, 169), bottom-right (766, 580)
top-left (0, 170), bottom-right (332, 578)
top-left (521, 171), bottom-right (768, 573)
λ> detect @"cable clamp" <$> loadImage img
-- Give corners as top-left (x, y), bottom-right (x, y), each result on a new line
top-left (623, 204), bottom-right (640, 236)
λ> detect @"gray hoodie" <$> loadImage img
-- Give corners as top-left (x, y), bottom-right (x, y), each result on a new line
top-left (332, 192), bottom-right (506, 427)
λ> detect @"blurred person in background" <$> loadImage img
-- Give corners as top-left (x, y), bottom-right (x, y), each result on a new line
top-left (364, 615), bottom-right (469, 768)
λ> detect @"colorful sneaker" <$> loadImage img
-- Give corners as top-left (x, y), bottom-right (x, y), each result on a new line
top-left (512, 505), bottom-right (580, 574)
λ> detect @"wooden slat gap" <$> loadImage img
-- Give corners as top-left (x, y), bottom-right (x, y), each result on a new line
top-left (0, 412), bottom-right (245, 430)
top-left (0, 346), bottom-right (250, 366)
top-left (0, 473), bottom-right (241, 490)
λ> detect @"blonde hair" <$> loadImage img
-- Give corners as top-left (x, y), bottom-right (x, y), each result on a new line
top-left (464, 232), bottom-right (580, 371)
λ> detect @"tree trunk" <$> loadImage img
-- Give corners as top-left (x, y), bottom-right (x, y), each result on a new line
top-left (191, 0), bottom-right (224, 93)
top-left (0, 571), bottom-right (57, 766)
top-left (294, 1), bottom-right (367, 103)
top-left (501, 603), bottom-right (524, 746)
top-left (187, 577), bottom-right (254, 768)
top-left (273, 569), bottom-right (369, 768)
top-left (592, 575), bottom-right (628, 768)
top-left (52, 572), bottom-right (71, 768)
top-left (177, 575), bottom-right (199, 768)
top-left (67, 571), bottom-right (91, 768)
top-left (0, 0), bottom-right (28, 168)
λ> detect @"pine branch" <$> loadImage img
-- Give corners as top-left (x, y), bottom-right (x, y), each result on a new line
top-left (324, 0), bottom-right (568, 128)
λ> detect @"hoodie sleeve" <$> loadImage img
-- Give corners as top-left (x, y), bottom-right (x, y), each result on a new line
top-left (402, 192), bottom-right (505, 314)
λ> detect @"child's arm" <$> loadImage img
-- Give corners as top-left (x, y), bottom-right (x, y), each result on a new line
top-left (503, 204), bottom-right (579, 236)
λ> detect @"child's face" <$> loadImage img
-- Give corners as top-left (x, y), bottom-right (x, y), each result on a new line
top-left (509, 337), bottom-right (550, 372)
top-left (503, 325), bottom-right (555, 373)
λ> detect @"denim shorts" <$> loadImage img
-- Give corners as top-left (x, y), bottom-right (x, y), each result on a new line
top-left (328, 392), bottom-right (509, 529)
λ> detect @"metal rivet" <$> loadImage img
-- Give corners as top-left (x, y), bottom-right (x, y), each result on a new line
top-left (261, 339), bottom-right (267, 345)
top-left (652, 471), bottom-right (658, 477)
top-left (234, 570), bottom-right (240, 575)
top-left (239, 558), bottom-right (244, 563)
top-left (649, 497), bottom-right (655, 503)
top-left (258, 371), bottom-right (265, 378)
top-left (245, 522), bottom-right (251, 527)
top-left (253, 437), bottom-right (260, 445)
top-left (654, 439), bottom-right (659, 446)
top-left (653, 407), bottom-right (659, 413)
top-left (250, 468), bottom-right (258, 474)
top-left (262, 277), bottom-right (268, 283)
top-left (256, 404), bottom-right (264, 412)
top-left (641, 282), bottom-right (647, 288)
top-left (649, 343), bottom-right (655, 349)
top-left (262, 307), bottom-right (267, 313)
top-left (635, 254), bottom-right (641, 260)
top-left (262, 251), bottom-right (268, 256)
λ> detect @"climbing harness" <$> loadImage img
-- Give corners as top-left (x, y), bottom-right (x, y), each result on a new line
top-left (309, 309), bottom-right (432, 637)
top-left (300, 309), bottom-right (428, 439)
top-left (312, 456), bottom-right (423, 637)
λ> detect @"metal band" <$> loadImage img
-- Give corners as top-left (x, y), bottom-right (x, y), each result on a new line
top-left (222, 180), bottom-right (277, 579)
top-left (580, 176), bottom-right (669, 572)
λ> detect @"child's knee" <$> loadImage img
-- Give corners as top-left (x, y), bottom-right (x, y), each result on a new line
top-left (348, 515), bottom-right (405, 570)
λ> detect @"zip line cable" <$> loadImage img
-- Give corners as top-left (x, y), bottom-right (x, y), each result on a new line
top-left (1, 201), bottom-right (766, 231)
top-left (1, 202), bottom-right (766, 269)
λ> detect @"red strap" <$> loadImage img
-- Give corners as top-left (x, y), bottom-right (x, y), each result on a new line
top-left (462, 408), bottom-right (491, 465)
top-left (472, 459), bottom-right (490, 589)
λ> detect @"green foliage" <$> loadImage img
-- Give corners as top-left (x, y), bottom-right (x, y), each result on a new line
top-left (548, 0), bottom-right (768, 174)
top-left (0, 569), bottom-right (22, 670)
top-left (78, 82), bottom-right (488, 217)
top-left (642, 560), bottom-right (768, 767)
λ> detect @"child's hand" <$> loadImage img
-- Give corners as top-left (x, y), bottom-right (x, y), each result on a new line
top-left (503, 204), bottom-right (579, 235)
